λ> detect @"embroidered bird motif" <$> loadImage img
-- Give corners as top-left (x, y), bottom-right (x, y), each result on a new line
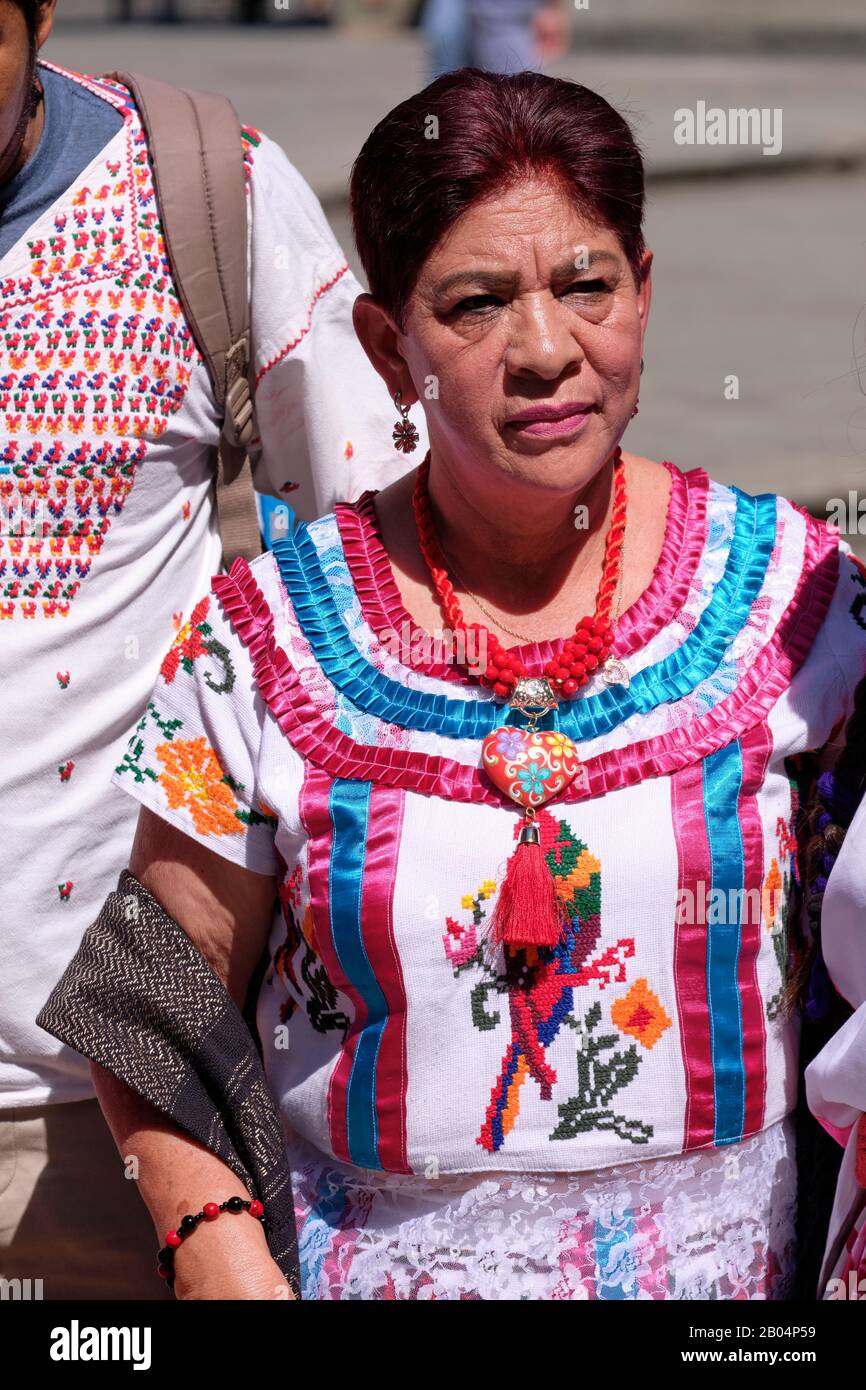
top-left (444, 809), bottom-right (636, 1154)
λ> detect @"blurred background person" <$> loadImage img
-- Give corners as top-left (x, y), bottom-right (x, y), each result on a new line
top-left (421, 0), bottom-right (568, 79)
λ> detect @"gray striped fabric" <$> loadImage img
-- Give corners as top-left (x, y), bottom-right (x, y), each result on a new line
top-left (36, 868), bottom-right (300, 1296)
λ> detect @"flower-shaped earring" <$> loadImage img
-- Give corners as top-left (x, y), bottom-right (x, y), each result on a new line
top-left (392, 390), bottom-right (419, 453)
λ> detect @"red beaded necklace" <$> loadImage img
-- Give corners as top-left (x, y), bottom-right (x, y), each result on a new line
top-left (410, 446), bottom-right (630, 952)
top-left (412, 445), bottom-right (628, 707)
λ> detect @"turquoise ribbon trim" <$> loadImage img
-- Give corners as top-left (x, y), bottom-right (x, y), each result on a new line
top-left (702, 740), bottom-right (747, 1145)
top-left (271, 489), bottom-right (776, 742)
top-left (328, 778), bottom-right (386, 1171)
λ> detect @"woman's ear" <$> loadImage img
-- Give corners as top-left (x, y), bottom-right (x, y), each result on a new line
top-left (637, 249), bottom-right (653, 345)
top-left (352, 294), bottom-right (419, 407)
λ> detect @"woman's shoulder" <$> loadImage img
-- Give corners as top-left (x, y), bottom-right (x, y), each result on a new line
top-left (709, 466), bottom-right (863, 625)
top-left (690, 466), bottom-right (861, 588)
top-left (209, 515), bottom-right (357, 715)
top-left (234, 496), bottom-right (377, 634)
top-left (695, 466), bottom-right (843, 540)
top-left (621, 461), bottom-right (865, 751)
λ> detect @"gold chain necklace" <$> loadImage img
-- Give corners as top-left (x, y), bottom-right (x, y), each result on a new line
top-left (440, 547), bottom-right (539, 643)
top-left (440, 513), bottom-right (629, 683)
top-left (600, 545), bottom-right (630, 688)
top-left (438, 473), bottom-right (615, 645)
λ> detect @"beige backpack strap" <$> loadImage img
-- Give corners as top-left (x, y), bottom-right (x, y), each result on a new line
top-left (106, 69), bottom-right (263, 568)
top-left (213, 454), bottom-right (262, 570)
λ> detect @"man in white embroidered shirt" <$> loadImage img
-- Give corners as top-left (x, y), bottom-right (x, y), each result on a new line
top-left (0, 0), bottom-right (424, 1298)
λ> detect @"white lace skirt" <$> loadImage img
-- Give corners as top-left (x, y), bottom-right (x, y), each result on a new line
top-left (289, 1115), bottom-right (797, 1300)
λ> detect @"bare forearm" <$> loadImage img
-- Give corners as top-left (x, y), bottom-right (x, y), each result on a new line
top-left (90, 1060), bottom-right (254, 1235)
top-left (101, 812), bottom-right (291, 1296)
top-left (91, 1062), bottom-right (292, 1299)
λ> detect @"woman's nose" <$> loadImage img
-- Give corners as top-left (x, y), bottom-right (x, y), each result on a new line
top-left (504, 296), bottom-right (584, 381)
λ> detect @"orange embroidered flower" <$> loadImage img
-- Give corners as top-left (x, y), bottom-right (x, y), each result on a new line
top-left (156, 737), bottom-right (242, 838)
top-left (762, 857), bottom-right (782, 928)
top-left (611, 978), bottom-right (672, 1050)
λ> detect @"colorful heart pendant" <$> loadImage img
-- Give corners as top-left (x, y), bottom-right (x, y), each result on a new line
top-left (481, 726), bottom-right (581, 809)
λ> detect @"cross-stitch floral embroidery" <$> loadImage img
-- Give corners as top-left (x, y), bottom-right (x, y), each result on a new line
top-left (443, 808), bottom-right (667, 1154)
top-left (156, 735), bottom-right (245, 838)
top-left (273, 902), bottom-right (350, 1038)
top-left (268, 852), bottom-right (350, 1035)
top-left (0, 81), bottom-right (201, 619)
top-left (160, 595), bottom-right (235, 693)
top-left (762, 813), bottom-right (798, 1020)
top-left (113, 703), bottom-right (277, 838)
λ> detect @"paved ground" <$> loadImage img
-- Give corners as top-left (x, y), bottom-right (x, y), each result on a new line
top-left (54, 0), bottom-right (866, 51)
top-left (41, 24), bottom-right (866, 536)
top-left (44, 28), bottom-right (866, 201)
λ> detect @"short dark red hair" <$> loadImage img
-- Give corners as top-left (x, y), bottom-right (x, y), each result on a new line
top-left (350, 68), bottom-right (646, 330)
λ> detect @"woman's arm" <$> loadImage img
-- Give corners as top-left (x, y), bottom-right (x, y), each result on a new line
top-left (91, 805), bottom-right (293, 1300)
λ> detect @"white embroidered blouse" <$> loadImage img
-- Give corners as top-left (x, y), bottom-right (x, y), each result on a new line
top-left (1, 61), bottom-right (418, 1108)
top-left (111, 463), bottom-right (866, 1298)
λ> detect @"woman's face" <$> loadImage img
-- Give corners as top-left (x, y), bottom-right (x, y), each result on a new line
top-left (397, 176), bottom-right (651, 495)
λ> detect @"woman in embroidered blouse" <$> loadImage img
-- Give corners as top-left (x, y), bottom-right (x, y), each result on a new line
top-left (53, 69), bottom-right (866, 1300)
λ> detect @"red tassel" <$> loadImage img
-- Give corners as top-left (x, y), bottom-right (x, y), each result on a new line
top-left (490, 818), bottom-right (567, 949)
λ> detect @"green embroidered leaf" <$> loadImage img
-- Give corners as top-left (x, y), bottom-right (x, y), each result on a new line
top-left (453, 950), bottom-right (489, 978)
top-left (595, 1111), bottom-right (654, 1143)
top-left (235, 808), bottom-right (278, 828)
top-left (551, 1102), bottom-right (653, 1145)
top-left (591, 1045), bottom-right (641, 1105)
top-left (471, 979), bottom-right (504, 1031)
top-left (202, 637), bottom-right (236, 695)
top-left (583, 1000), bottom-right (602, 1032)
top-left (113, 738), bottom-right (158, 784)
top-left (550, 1029), bottom-right (649, 1145)
top-left (147, 702), bottom-right (184, 739)
top-left (550, 1098), bottom-right (586, 1140)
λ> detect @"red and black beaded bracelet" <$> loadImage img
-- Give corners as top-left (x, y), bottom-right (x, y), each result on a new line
top-left (157, 1195), bottom-right (266, 1289)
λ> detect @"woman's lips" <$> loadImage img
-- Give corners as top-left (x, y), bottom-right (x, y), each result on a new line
top-left (505, 404), bottom-right (595, 439)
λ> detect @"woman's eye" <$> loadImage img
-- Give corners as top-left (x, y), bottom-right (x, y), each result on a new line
top-left (453, 294), bottom-right (504, 313)
top-left (448, 281), bottom-right (611, 317)
top-left (562, 279), bottom-right (610, 296)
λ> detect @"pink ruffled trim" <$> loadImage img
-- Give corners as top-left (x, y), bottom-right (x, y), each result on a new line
top-left (335, 462), bottom-right (708, 684)
top-left (212, 511), bottom-right (840, 807)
